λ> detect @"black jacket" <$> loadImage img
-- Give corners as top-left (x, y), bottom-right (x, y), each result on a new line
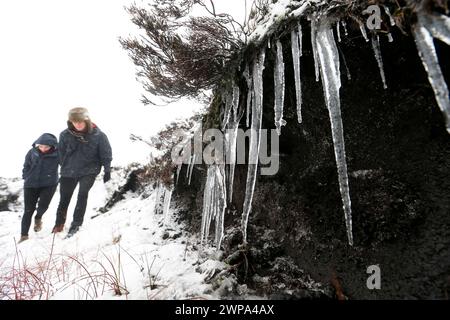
top-left (59, 125), bottom-right (112, 178)
top-left (22, 133), bottom-right (59, 188)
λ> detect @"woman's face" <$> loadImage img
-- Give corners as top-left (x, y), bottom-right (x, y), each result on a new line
top-left (37, 144), bottom-right (51, 153)
top-left (71, 121), bottom-right (86, 131)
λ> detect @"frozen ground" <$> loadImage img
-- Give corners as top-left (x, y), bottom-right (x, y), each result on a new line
top-left (0, 171), bottom-right (228, 300)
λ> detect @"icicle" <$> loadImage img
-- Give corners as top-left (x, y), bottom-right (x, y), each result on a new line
top-left (387, 33), bottom-right (393, 42)
top-left (201, 167), bottom-right (214, 245)
top-left (341, 20), bottom-right (348, 36)
top-left (383, 6), bottom-right (396, 26)
top-left (274, 39), bottom-right (286, 135)
top-left (338, 47), bottom-right (352, 81)
top-left (232, 83), bottom-right (240, 120)
top-left (176, 162), bottom-right (182, 184)
top-left (291, 27), bottom-right (303, 123)
top-left (186, 154), bottom-right (192, 179)
top-left (371, 34), bottom-right (388, 89)
top-left (214, 165), bottom-right (227, 248)
top-left (162, 187), bottom-right (173, 225)
top-left (336, 22), bottom-right (341, 42)
top-left (227, 83), bottom-right (240, 203)
top-left (188, 154), bottom-right (196, 185)
top-left (241, 48), bottom-right (265, 243)
top-left (153, 183), bottom-right (161, 214)
top-left (210, 175), bottom-right (218, 245)
top-left (221, 91), bottom-right (233, 131)
top-left (311, 15), bottom-right (321, 82)
top-left (419, 13), bottom-right (450, 47)
top-left (413, 18), bottom-right (450, 134)
top-left (200, 165), bottom-right (227, 248)
top-left (359, 22), bottom-right (369, 42)
top-left (227, 127), bottom-right (238, 202)
top-left (315, 20), bottom-right (354, 246)
top-left (244, 64), bottom-right (253, 128)
top-left (298, 23), bottom-right (303, 57)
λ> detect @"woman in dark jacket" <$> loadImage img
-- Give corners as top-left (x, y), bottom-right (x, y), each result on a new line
top-left (20, 133), bottom-right (59, 243)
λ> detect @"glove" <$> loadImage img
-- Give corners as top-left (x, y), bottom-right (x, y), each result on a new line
top-left (103, 171), bottom-right (111, 183)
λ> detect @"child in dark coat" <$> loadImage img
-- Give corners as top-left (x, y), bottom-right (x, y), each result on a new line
top-left (19, 133), bottom-right (59, 243)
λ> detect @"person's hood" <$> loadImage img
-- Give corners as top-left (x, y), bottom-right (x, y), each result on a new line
top-left (33, 133), bottom-right (58, 148)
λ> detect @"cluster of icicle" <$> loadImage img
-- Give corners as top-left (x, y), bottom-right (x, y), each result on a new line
top-left (153, 127), bottom-right (200, 227)
top-left (245, 14), bottom-right (356, 246)
top-left (200, 6), bottom-right (450, 248)
top-left (201, 165), bottom-right (227, 248)
top-left (199, 80), bottom-right (242, 248)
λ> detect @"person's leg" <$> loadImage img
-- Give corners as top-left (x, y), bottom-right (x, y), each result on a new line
top-left (54, 177), bottom-right (77, 229)
top-left (70, 175), bottom-right (96, 230)
top-left (34, 185), bottom-right (57, 232)
top-left (35, 185), bottom-right (57, 220)
top-left (21, 188), bottom-right (39, 237)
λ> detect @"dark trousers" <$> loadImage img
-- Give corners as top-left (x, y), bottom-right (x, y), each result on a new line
top-left (21, 185), bottom-right (57, 236)
top-left (54, 175), bottom-right (96, 227)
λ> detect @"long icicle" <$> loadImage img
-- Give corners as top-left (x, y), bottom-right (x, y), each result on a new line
top-left (185, 154), bottom-right (193, 179)
top-left (222, 91), bottom-right (233, 131)
top-left (311, 15), bottom-right (321, 82)
top-left (209, 170), bottom-right (217, 245)
top-left (274, 39), bottom-right (286, 135)
top-left (371, 34), bottom-right (388, 89)
top-left (228, 83), bottom-right (240, 203)
top-left (201, 166), bottom-right (214, 245)
top-left (241, 48), bottom-right (265, 243)
top-left (298, 23), bottom-right (303, 57)
top-left (336, 21), bottom-right (341, 42)
top-left (383, 6), bottom-right (396, 26)
top-left (316, 20), bottom-right (354, 246)
top-left (359, 22), bottom-right (369, 42)
top-left (244, 64), bottom-right (252, 128)
top-left (162, 187), bottom-right (173, 226)
top-left (291, 26), bottom-right (303, 123)
top-left (419, 12), bottom-right (450, 46)
top-left (188, 154), bottom-right (196, 185)
top-left (413, 15), bottom-right (450, 134)
top-left (214, 164), bottom-right (227, 248)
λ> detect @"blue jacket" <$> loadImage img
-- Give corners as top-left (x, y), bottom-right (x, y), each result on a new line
top-left (22, 133), bottom-right (59, 188)
top-left (59, 124), bottom-right (112, 178)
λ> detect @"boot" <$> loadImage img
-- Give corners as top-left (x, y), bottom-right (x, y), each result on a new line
top-left (18, 235), bottom-right (29, 243)
top-left (65, 225), bottom-right (80, 239)
top-left (52, 224), bottom-right (64, 233)
top-left (34, 218), bottom-right (43, 232)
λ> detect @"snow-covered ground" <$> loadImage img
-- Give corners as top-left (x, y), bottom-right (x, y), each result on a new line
top-left (0, 170), bottom-right (228, 300)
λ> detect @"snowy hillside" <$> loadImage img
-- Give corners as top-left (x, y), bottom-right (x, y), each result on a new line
top-left (0, 169), bottom-right (234, 300)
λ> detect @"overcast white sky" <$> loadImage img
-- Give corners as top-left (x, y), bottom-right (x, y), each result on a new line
top-left (0, 0), bottom-right (248, 178)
